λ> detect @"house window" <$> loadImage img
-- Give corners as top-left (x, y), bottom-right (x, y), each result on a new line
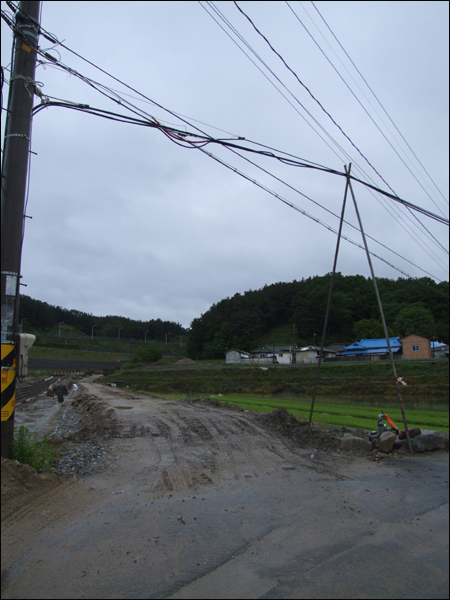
top-left (412, 345), bottom-right (420, 352)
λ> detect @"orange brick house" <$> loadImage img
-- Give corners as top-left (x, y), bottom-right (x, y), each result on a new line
top-left (399, 334), bottom-right (431, 360)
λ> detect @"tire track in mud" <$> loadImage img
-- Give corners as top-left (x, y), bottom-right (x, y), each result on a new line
top-left (78, 383), bottom-right (337, 498)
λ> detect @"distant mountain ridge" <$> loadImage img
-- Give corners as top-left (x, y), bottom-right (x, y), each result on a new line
top-left (18, 295), bottom-right (187, 341)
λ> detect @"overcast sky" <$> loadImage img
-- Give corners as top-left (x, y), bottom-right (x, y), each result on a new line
top-left (1, 1), bottom-right (449, 328)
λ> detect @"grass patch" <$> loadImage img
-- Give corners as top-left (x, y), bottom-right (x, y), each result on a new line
top-left (106, 360), bottom-right (449, 411)
top-left (27, 370), bottom-right (53, 378)
top-left (105, 361), bottom-right (448, 431)
top-left (128, 390), bottom-right (449, 434)
top-left (212, 395), bottom-right (449, 433)
top-left (12, 426), bottom-right (63, 472)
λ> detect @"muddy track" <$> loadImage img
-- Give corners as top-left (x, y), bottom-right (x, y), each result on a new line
top-left (1, 381), bottom-right (448, 600)
top-left (76, 383), bottom-right (319, 499)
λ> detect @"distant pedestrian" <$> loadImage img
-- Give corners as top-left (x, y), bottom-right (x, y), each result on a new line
top-left (56, 388), bottom-right (64, 403)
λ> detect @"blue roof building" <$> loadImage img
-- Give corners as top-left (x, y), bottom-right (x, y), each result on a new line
top-left (342, 337), bottom-right (402, 358)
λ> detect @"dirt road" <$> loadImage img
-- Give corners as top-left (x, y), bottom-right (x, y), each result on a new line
top-left (2, 381), bottom-right (448, 599)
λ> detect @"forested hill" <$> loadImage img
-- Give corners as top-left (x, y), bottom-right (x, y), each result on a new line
top-left (186, 274), bottom-right (449, 360)
top-left (18, 295), bottom-right (187, 340)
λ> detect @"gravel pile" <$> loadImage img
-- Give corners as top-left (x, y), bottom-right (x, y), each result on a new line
top-left (51, 404), bottom-right (118, 479)
top-left (52, 404), bottom-right (83, 438)
top-left (54, 442), bottom-right (117, 478)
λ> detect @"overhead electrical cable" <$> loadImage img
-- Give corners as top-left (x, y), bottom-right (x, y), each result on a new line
top-left (291, 1), bottom-right (449, 254)
top-left (222, 144), bottom-right (445, 281)
top-left (198, 1), bottom-right (357, 171)
top-left (30, 96), bottom-right (447, 280)
top-left (198, 1), bottom-right (449, 259)
top-left (310, 0), bottom-right (449, 210)
top-left (287, 0), bottom-right (447, 217)
top-left (2, 2), bottom-right (448, 286)
top-left (233, 1), bottom-right (399, 197)
top-left (4, 4), bottom-right (446, 225)
top-left (198, 145), bottom-right (445, 283)
top-left (28, 94), bottom-right (450, 227)
top-left (233, 0), bottom-right (449, 255)
top-left (202, 0), bottom-right (390, 199)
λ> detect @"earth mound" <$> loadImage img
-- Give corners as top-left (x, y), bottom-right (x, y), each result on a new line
top-left (1, 458), bottom-right (62, 521)
top-left (174, 358), bottom-right (197, 365)
top-left (256, 408), bottom-right (340, 452)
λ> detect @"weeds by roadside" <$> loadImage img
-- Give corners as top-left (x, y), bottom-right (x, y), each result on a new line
top-left (12, 426), bottom-right (63, 472)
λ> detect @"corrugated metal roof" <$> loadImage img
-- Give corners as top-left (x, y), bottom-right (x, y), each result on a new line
top-left (342, 337), bottom-right (401, 355)
top-left (431, 341), bottom-right (448, 349)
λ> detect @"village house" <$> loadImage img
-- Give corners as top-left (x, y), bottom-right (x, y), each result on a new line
top-left (252, 345), bottom-right (292, 364)
top-left (432, 341), bottom-right (449, 358)
top-left (399, 334), bottom-right (431, 360)
top-left (225, 349), bottom-right (256, 364)
top-left (226, 336), bottom-right (447, 365)
top-left (341, 337), bottom-right (402, 360)
top-left (296, 345), bottom-right (337, 364)
top-left (226, 344), bottom-right (337, 365)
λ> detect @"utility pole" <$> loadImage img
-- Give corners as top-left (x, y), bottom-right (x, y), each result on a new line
top-left (1, 1), bottom-right (41, 458)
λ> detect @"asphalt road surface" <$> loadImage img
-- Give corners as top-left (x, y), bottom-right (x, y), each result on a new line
top-left (2, 382), bottom-right (448, 599)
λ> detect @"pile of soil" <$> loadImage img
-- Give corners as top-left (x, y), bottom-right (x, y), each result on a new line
top-left (255, 407), bottom-right (341, 452)
top-left (181, 397), bottom-right (245, 412)
top-left (1, 458), bottom-right (63, 521)
top-left (70, 393), bottom-right (120, 440)
top-left (261, 407), bottom-right (309, 427)
top-left (174, 358), bottom-right (197, 365)
top-left (181, 400), bottom-right (341, 452)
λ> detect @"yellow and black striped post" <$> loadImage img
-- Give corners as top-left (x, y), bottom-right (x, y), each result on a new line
top-left (1, 342), bottom-right (17, 458)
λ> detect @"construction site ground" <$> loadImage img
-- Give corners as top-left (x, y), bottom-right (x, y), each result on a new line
top-left (1, 378), bottom-right (449, 599)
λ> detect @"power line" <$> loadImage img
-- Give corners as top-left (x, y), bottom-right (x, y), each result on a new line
top-left (233, 0), bottom-right (399, 197)
top-left (2, 4), bottom-right (448, 281)
top-left (28, 94), bottom-right (450, 226)
top-left (30, 96), bottom-right (447, 281)
top-left (223, 144), bottom-right (446, 281)
top-left (202, 0), bottom-right (392, 204)
top-left (199, 1), bottom-right (358, 171)
top-left (225, 0), bottom-right (449, 258)
top-left (310, 0), bottom-right (449, 210)
top-left (198, 1), bottom-right (449, 260)
top-left (286, 0), bottom-right (448, 219)
top-left (198, 145), bottom-right (446, 283)
top-left (5, 4), bottom-right (444, 227)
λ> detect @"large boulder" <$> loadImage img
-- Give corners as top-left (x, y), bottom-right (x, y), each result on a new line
top-left (340, 433), bottom-right (372, 453)
top-left (398, 430), bottom-right (449, 452)
top-left (378, 431), bottom-right (396, 453)
top-left (398, 428), bottom-right (421, 440)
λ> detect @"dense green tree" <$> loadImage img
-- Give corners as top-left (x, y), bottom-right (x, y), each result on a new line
top-left (393, 304), bottom-right (436, 339)
top-left (131, 344), bottom-right (163, 363)
top-left (18, 295), bottom-right (187, 340)
top-left (186, 275), bottom-right (449, 358)
top-left (353, 318), bottom-right (393, 339)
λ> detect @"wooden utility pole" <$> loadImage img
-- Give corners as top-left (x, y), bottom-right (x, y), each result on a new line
top-left (1, 1), bottom-right (41, 458)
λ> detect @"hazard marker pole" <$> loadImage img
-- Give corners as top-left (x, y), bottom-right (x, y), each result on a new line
top-left (1, 1), bottom-right (41, 458)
